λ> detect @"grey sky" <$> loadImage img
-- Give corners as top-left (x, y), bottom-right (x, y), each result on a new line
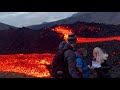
top-left (0, 12), bottom-right (88, 27)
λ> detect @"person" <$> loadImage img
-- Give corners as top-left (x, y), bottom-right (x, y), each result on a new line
top-left (75, 48), bottom-right (90, 78)
top-left (51, 34), bottom-right (82, 78)
top-left (90, 47), bottom-right (110, 78)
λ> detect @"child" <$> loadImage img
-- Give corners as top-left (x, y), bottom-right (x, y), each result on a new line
top-left (75, 48), bottom-right (90, 78)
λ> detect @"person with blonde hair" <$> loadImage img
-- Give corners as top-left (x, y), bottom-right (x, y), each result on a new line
top-left (90, 47), bottom-right (110, 78)
top-left (93, 47), bottom-right (108, 65)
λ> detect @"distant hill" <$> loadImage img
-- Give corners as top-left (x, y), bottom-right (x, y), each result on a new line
top-left (0, 27), bottom-right (63, 54)
top-left (0, 22), bottom-right (17, 30)
top-left (72, 12), bottom-right (120, 25)
top-left (0, 21), bottom-right (120, 54)
top-left (27, 12), bottom-right (120, 30)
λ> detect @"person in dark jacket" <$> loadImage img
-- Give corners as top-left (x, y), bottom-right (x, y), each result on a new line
top-left (58, 34), bottom-right (82, 78)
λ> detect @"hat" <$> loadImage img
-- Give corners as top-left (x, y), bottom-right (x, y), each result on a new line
top-left (77, 48), bottom-right (87, 56)
top-left (68, 34), bottom-right (77, 44)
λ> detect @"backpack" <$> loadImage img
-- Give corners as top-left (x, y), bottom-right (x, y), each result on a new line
top-left (51, 49), bottom-right (71, 78)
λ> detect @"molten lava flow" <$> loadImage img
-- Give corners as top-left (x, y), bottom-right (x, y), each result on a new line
top-left (77, 36), bottom-right (120, 43)
top-left (52, 26), bottom-right (73, 41)
top-left (52, 26), bottom-right (120, 43)
top-left (1, 26), bottom-right (120, 78)
top-left (0, 53), bottom-right (55, 78)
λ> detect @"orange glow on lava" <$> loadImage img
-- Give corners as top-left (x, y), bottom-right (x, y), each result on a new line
top-left (52, 26), bottom-right (120, 43)
top-left (0, 53), bottom-right (55, 78)
top-left (52, 26), bottom-right (73, 41)
top-left (0, 26), bottom-right (120, 78)
top-left (77, 36), bottom-right (120, 43)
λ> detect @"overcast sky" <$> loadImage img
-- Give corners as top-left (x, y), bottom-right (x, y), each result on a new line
top-left (0, 12), bottom-right (88, 27)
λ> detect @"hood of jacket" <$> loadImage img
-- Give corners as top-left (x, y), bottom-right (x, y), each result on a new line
top-left (59, 41), bottom-right (73, 51)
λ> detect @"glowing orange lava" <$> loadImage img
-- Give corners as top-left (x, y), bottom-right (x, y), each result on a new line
top-left (52, 26), bottom-right (120, 43)
top-left (0, 53), bottom-right (55, 78)
top-left (77, 36), bottom-right (120, 43)
top-left (0, 26), bottom-right (120, 78)
top-left (52, 26), bottom-right (73, 41)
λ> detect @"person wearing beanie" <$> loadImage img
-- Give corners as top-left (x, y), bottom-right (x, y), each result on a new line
top-left (67, 34), bottom-right (77, 51)
top-left (57, 41), bottom-right (82, 78)
top-left (68, 34), bottom-right (77, 45)
top-left (54, 33), bottom-right (81, 78)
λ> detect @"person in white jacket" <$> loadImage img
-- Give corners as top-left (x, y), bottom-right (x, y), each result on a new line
top-left (90, 47), bottom-right (109, 78)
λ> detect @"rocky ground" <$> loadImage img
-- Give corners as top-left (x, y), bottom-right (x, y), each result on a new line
top-left (0, 71), bottom-right (36, 78)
